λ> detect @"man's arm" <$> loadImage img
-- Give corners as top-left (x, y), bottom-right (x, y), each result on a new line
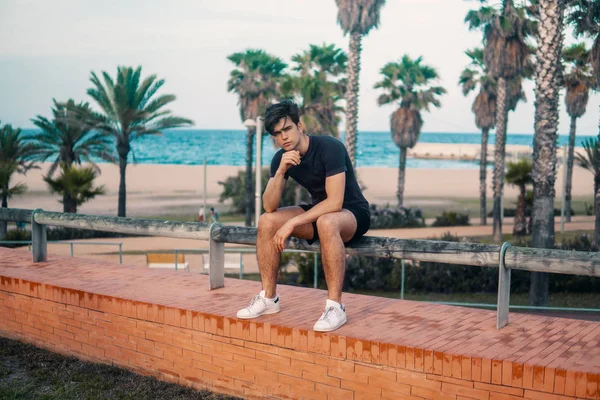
top-left (262, 173), bottom-right (287, 213)
top-left (289, 172), bottom-right (345, 226)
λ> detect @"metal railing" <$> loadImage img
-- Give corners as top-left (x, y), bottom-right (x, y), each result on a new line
top-left (0, 241), bottom-right (123, 264)
top-left (2, 208), bottom-right (599, 330)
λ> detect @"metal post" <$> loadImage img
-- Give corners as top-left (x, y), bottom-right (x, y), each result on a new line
top-left (203, 158), bottom-right (207, 221)
top-left (239, 253), bottom-right (243, 280)
top-left (401, 259), bottom-right (406, 300)
top-left (119, 243), bottom-right (123, 264)
top-left (496, 242), bottom-right (512, 329)
top-left (175, 249), bottom-right (178, 271)
top-left (255, 117), bottom-right (263, 227)
top-left (31, 209), bottom-right (47, 262)
top-left (560, 145), bottom-right (567, 234)
top-left (208, 223), bottom-right (225, 289)
top-left (313, 253), bottom-right (318, 289)
top-left (70, 243), bottom-right (74, 257)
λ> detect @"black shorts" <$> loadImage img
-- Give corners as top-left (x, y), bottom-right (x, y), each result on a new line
top-left (298, 203), bottom-right (370, 246)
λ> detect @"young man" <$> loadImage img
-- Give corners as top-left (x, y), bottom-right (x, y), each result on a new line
top-left (236, 100), bottom-right (370, 332)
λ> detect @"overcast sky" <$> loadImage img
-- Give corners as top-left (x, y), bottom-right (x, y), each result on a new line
top-left (0, 0), bottom-right (598, 135)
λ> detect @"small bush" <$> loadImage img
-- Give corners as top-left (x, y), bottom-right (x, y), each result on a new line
top-left (431, 212), bottom-right (470, 227)
top-left (369, 204), bottom-right (425, 229)
top-left (487, 208), bottom-right (575, 218)
top-left (1, 227), bottom-right (135, 248)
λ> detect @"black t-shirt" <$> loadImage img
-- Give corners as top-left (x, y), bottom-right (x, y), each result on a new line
top-left (270, 135), bottom-right (369, 212)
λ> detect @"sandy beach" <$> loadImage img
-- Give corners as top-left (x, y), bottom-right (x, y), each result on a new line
top-left (12, 143), bottom-right (594, 216)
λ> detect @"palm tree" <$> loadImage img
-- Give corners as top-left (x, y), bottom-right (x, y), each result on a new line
top-left (374, 55), bottom-right (446, 206)
top-left (506, 159), bottom-right (533, 236)
top-left (43, 165), bottom-right (106, 213)
top-left (466, 1), bottom-right (536, 242)
top-left (0, 122), bottom-right (38, 239)
top-left (283, 44), bottom-right (347, 137)
top-left (87, 66), bottom-right (193, 217)
top-left (459, 48), bottom-right (497, 226)
top-left (227, 50), bottom-right (287, 226)
top-left (575, 137), bottom-right (600, 214)
top-left (335, 0), bottom-right (387, 166)
top-left (31, 99), bottom-right (116, 213)
top-left (562, 43), bottom-right (594, 222)
top-left (569, 0), bottom-right (600, 244)
top-left (530, 0), bottom-right (565, 307)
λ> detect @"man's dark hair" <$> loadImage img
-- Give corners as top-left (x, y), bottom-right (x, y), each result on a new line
top-left (264, 100), bottom-right (300, 135)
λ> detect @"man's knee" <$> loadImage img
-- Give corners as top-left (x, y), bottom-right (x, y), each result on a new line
top-left (316, 214), bottom-right (339, 237)
top-left (258, 212), bottom-right (279, 233)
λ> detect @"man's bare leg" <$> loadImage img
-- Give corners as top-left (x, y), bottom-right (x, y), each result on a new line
top-left (315, 210), bottom-right (357, 304)
top-left (257, 206), bottom-right (315, 298)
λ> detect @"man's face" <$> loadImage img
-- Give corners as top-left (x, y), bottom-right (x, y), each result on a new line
top-left (270, 117), bottom-right (303, 151)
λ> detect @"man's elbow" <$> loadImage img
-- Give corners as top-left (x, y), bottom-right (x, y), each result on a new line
top-left (331, 199), bottom-right (343, 212)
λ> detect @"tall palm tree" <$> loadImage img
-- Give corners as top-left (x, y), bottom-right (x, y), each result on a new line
top-left (530, 0), bottom-right (565, 307)
top-left (374, 55), bottom-right (446, 206)
top-left (227, 50), bottom-right (287, 226)
top-left (335, 0), bottom-right (386, 166)
top-left (87, 66), bottom-right (193, 217)
top-left (569, 0), bottom-right (600, 244)
top-left (466, 1), bottom-right (536, 242)
top-left (31, 99), bottom-right (116, 212)
top-left (562, 43), bottom-right (594, 222)
top-left (506, 159), bottom-right (533, 236)
top-left (459, 48), bottom-right (497, 226)
top-left (0, 122), bottom-right (38, 239)
top-left (575, 137), bottom-right (599, 214)
top-left (283, 43), bottom-right (347, 137)
top-left (44, 165), bottom-right (106, 213)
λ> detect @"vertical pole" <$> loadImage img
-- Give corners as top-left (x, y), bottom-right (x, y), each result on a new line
top-left (175, 249), bottom-right (178, 271)
top-left (401, 259), bottom-right (406, 300)
top-left (203, 158), bottom-right (207, 221)
top-left (561, 145), bottom-right (567, 234)
top-left (119, 243), bottom-right (123, 264)
top-left (70, 243), bottom-right (74, 257)
top-left (239, 253), bottom-right (243, 280)
top-left (313, 253), bottom-right (318, 289)
top-left (255, 117), bottom-right (263, 227)
top-left (208, 223), bottom-right (225, 289)
top-left (31, 209), bottom-right (47, 262)
top-left (496, 242), bottom-right (512, 329)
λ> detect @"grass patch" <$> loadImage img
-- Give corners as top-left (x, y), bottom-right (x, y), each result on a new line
top-left (0, 337), bottom-right (239, 400)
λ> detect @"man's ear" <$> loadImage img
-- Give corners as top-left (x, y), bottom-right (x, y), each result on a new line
top-left (297, 120), bottom-right (305, 134)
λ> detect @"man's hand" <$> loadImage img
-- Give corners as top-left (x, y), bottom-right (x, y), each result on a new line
top-left (273, 220), bottom-right (296, 252)
top-left (277, 151), bottom-right (301, 175)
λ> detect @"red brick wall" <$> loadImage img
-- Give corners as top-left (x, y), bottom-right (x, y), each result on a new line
top-left (0, 278), bottom-right (597, 399)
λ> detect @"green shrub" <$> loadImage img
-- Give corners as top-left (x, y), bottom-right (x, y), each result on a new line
top-left (369, 204), bottom-right (425, 229)
top-left (1, 227), bottom-right (134, 248)
top-left (218, 168), bottom-right (310, 213)
top-left (431, 212), bottom-right (470, 227)
top-left (280, 251), bottom-right (325, 288)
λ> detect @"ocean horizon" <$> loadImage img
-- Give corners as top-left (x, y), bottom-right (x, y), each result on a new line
top-left (22, 129), bottom-right (593, 169)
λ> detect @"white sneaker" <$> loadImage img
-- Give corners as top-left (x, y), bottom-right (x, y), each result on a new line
top-left (236, 290), bottom-right (280, 319)
top-left (313, 299), bottom-right (347, 332)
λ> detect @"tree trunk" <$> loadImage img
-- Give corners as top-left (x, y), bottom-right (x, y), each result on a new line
top-left (344, 32), bottom-right (362, 167)
top-left (595, 112), bottom-right (600, 246)
top-left (64, 195), bottom-right (76, 213)
top-left (245, 127), bottom-right (255, 227)
top-left (480, 128), bottom-right (489, 225)
top-left (492, 78), bottom-right (508, 242)
top-left (0, 195), bottom-right (7, 240)
top-left (397, 148), bottom-right (407, 207)
top-left (117, 142), bottom-right (130, 218)
top-left (565, 116), bottom-right (577, 222)
top-left (530, 0), bottom-right (564, 307)
top-left (513, 185), bottom-right (528, 236)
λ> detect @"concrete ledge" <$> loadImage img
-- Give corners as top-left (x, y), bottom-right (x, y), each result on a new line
top-left (0, 247), bottom-right (599, 399)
